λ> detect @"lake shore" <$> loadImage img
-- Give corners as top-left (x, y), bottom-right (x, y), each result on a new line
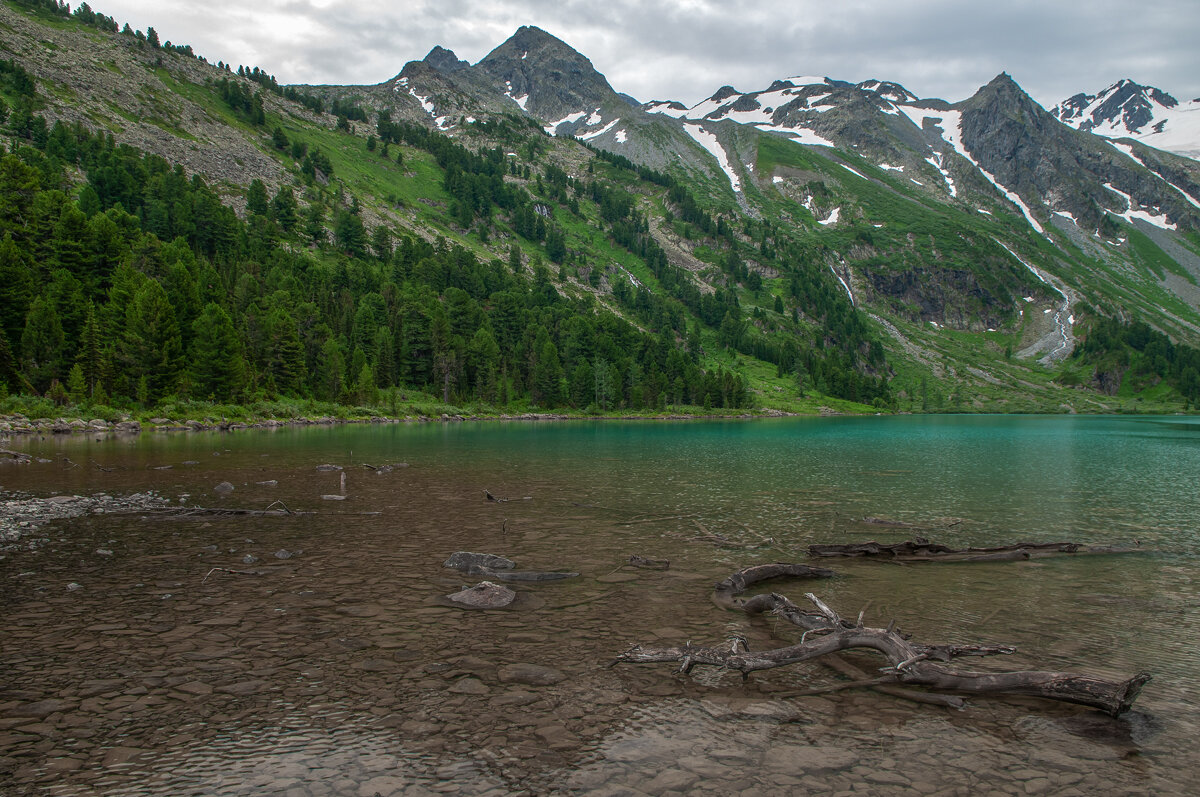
top-left (0, 406), bottom-right (829, 437)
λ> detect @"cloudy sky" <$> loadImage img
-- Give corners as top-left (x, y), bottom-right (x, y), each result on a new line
top-left (97, 0), bottom-right (1198, 107)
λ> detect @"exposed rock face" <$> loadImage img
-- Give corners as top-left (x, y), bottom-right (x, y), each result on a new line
top-left (475, 26), bottom-right (617, 120)
top-left (958, 74), bottom-right (1200, 232)
top-left (1054, 80), bottom-right (1179, 134)
top-left (422, 45), bottom-right (470, 74)
top-left (446, 581), bottom-right (516, 609)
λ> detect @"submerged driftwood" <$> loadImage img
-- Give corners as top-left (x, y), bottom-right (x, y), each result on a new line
top-left (616, 562), bottom-right (1150, 716)
top-left (443, 551), bottom-right (579, 582)
top-left (808, 538), bottom-right (1141, 562)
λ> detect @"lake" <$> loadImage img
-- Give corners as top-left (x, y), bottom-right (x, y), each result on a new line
top-left (1, 415), bottom-right (1198, 795)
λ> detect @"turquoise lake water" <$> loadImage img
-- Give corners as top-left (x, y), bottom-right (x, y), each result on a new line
top-left (1, 415), bottom-right (1197, 795)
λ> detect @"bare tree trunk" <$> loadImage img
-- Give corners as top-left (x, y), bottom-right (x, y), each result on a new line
top-left (615, 563), bottom-right (1150, 716)
top-left (807, 538), bottom-right (1142, 562)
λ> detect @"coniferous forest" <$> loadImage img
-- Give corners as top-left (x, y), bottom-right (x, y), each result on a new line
top-left (2, 0), bottom-right (1198, 422)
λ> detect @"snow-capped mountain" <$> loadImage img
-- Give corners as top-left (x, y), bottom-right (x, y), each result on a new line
top-left (642, 71), bottom-right (1200, 236)
top-left (642, 76), bottom-right (926, 148)
top-left (1052, 80), bottom-right (1200, 160)
top-left (307, 27), bottom-right (1200, 241)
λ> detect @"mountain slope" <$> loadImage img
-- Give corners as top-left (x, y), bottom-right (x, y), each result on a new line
top-left (3, 0), bottom-right (1200, 416)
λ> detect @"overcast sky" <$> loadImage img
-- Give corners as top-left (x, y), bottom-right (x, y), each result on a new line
top-left (96, 0), bottom-right (1199, 108)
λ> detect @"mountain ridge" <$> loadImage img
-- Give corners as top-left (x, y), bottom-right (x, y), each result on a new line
top-left (3, 0), bottom-right (1200, 418)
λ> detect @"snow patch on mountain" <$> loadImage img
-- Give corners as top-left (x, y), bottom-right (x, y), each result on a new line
top-left (406, 89), bottom-right (453, 130)
top-left (615, 129), bottom-right (627, 143)
top-left (544, 110), bottom-right (587, 135)
top-left (1102, 183), bottom-right (1177, 230)
top-left (1107, 141), bottom-right (1200, 210)
top-left (925, 153), bottom-right (957, 197)
top-left (642, 100), bottom-right (688, 118)
top-left (503, 81), bottom-right (529, 110)
top-left (928, 110), bottom-right (1045, 234)
top-left (683, 124), bottom-right (740, 192)
top-left (828, 263), bottom-right (854, 303)
top-left (819, 207), bottom-right (841, 226)
top-left (752, 125), bottom-right (835, 147)
top-left (578, 119), bottom-right (619, 141)
top-left (839, 163), bottom-right (868, 181)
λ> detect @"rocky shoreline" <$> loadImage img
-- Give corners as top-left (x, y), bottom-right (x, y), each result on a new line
top-left (0, 490), bottom-right (171, 550)
top-left (0, 408), bottom-right (805, 436)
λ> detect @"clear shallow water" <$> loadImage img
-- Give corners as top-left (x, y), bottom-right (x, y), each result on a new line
top-left (1, 415), bottom-right (1198, 795)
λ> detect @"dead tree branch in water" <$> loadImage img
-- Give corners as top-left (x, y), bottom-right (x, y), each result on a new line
top-left (616, 562), bottom-right (1149, 716)
top-left (807, 538), bottom-right (1143, 562)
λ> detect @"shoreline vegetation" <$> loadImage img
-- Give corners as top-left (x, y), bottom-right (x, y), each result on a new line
top-left (1, 395), bottom-right (1194, 438)
top-left (0, 404), bottom-right (827, 437)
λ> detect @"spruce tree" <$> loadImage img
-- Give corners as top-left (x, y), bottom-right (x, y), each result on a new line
top-left (20, 295), bottom-right (66, 391)
top-left (188, 303), bottom-right (245, 401)
top-left (246, 179), bottom-right (269, 215)
top-left (0, 234), bottom-right (33, 348)
top-left (120, 280), bottom-right (183, 402)
top-left (76, 303), bottom-right (102, 395)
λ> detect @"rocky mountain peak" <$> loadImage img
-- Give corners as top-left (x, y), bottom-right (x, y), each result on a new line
top-left (475, 25), bottom-right (617, 118)
top-left (709, 85), bottom-right (741, 102)
top-left (422, 45), bottom-right (469, 74)
top-left (1053, 79), bottom-right (1180, 133)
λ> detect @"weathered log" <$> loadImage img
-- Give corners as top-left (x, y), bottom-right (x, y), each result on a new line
top-left (617, 563), bottom-right (1150, 716)
top-left (616, 593), bottom-right (1150, 716)
top-left (443, 551), bottom-right (579, 582)
top-left (808, 537), bottom-right (1142, 562)
top-left (709, 562), bottom-right (962, 707)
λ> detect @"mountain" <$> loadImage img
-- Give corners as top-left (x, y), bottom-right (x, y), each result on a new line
top-left (1052, 80), bottom-right (1200, 160)
top-left (3, 0), bottom-right (1200, 419)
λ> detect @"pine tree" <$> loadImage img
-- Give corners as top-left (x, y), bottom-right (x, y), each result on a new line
top-left (532, 339), bottom-right (564, 407)
top-left (467, 327), bottom-right (500, 401)
top-left (76, 303), bottom-right (102, 395)
top-left (271, 186), bottom-right (298, 233)
top-left (316, 338), bottom-right (346, 401)
top-left (20, 295), bottom-right (66, 391)
top-left (246, 179), bottom-right (269, 215)
top-left (266, 308), bottom-right (304, 394)
top-left (120, 280), bottom-right (183, 402)
top-left (0, 234), bottom-right (33, 348)
top-left (188, 303), bottom-right (245, 401)
top-left (66, 363), bottom-right (87, 404)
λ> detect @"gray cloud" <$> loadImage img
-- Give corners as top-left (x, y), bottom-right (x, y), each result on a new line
top-left (98, 0), bottom-right (1199, 106)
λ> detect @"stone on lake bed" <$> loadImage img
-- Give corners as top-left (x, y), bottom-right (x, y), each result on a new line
top-left (321, 494), bottom-right (347, 500)
top-left (315, 464), bottom-right (343, 471)
top-left (448, 677), bottom-right (490, 695)
top-left (497, 663), bottom-right (566, 686)
top-left (762, 744), bottom-right (858, 774)
top-left (446, 581), bottom-right (517, 609)
top-left (214, 482), bottom-right (235, 495)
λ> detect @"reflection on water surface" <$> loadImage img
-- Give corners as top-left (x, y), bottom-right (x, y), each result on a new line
top-left (1, 416), bottom-right (1197, 795)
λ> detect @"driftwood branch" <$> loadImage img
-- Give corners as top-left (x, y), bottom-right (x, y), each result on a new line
top-left (808, 538), bottom-right (1142, 562)
top-left (617, 562), bottom-right (1150, 716)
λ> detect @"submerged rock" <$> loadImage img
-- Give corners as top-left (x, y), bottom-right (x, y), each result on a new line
top-left (497, 663), bottom-right (566, 685)
top-left (446, 581), bottom-right (516, 609)
top-left (214, 481), bottom-right (235, 495)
